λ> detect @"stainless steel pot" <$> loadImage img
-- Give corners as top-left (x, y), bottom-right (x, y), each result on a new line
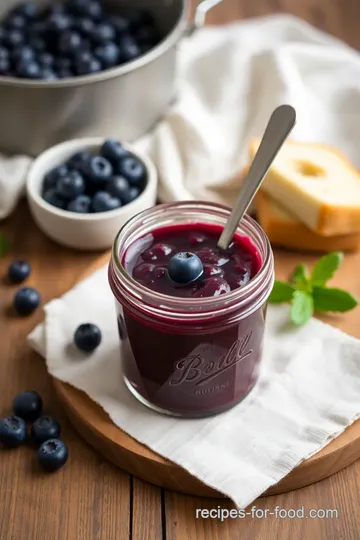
top-left (0, 0), bottom-right (221, 156)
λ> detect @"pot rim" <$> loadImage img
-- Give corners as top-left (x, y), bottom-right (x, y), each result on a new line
top-left (0, 1), bottom-right (188, 89)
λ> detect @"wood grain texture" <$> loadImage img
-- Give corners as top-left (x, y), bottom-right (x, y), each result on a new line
top-left (0, 0), bottom-right (360, 539)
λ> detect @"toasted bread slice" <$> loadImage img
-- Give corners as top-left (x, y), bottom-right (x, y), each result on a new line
top-left (249, 140), bottom-right (360, 236)
top-left (256, 191), bottom-right (360, 253)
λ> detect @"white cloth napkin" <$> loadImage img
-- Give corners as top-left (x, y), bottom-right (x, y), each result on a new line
top-left (2, 14), bottom-right (360, 217)
top-left (28, 265), bottom-right (360, 509)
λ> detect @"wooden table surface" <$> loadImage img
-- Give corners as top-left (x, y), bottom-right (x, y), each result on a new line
top-left (1, 1), bottom-right (360, 539)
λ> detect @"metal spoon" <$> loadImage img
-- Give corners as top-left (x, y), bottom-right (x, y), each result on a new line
top-left (217, 104), bottom-right (296, 251)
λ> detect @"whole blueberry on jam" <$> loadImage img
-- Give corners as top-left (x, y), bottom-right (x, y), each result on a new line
top-left (13, 287), bottom-right (41, 316)
top-left (8, 260), bottom-right (31, 284)
top-left (168, 252), bottom-right (203, 285)
top-left (37, 439), bottom-right (68, 472)
top-left (0, 415), bottom-right (27, 448)
top-left (74, 323), bottom-right (102, 352)
top-left (12, 390), bottom-right (43, 422)
top-left (31, 415), bottom-right (61, 444)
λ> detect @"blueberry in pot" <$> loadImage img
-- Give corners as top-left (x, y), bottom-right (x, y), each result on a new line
top-left (86, 155), bottom-right (113, 183)
top-left (5, 14), bottom-right (27, 31)
top-left (43, 164), bottom-right (69, 192)
top-left (37, 52), bottom-right (54, 68)
top-left (106, 176), bottom-right (133, 203)
top-left (92, 191), bottom-right (121, 212)
top-left (0, 47), bottom-right (9, 60)
top-left (117, 156), bottom-right (146, 188)
top-left (37, 439), bottom-right (68, 472)
top-left (57, 170), bottom-right (85, 199)
top-left (12, 391), bottom-right (43, 422)
top-left (94, 42), bottom-right (119, 68)
top-left (41, 68), bottom-right (58, 80)
top-left (13, 287), bottom-right (41, 316)
top-left (74, 17), bottom-right (94, 37)
top-left (12, 2), bottom-right (38, 20)
top-left (0, 57), bottom-right (10, 75)
top-left (8, 260), bottom-right (31, 284)
top-left (0, 416), bottom-right (27, 448)
top-left (57, 68), bottom-right (73, 79)
top-left (58, 31), bottom-right (83, 56)
top-left (16, 60), bottom-right (42, 79)
top-left (31, 415), bottom-right (61, 444)
top-left (168, 252), bottom-right (203, 285)
top-left (43, 188), bottom-right (66, 209)
top-left (67, 150), bottom-right (91, 172)
top-left (91, 23), bottom-right (116, 44)
top-left (47, 14), bottom-right (72, 33)
top-left (101, 139), bottom-right (128, 164)
top-left (4, 30), bottom-right (24, 48)
top-left (28, 36), bottom-right (47, 53)
top-left (69, 0), bottom-right (102, 20)
top-left (54, 56), bottom-right (72, 72)
top-left (67, 194), bottom-right (92, 213)
top-left (118, 35), bottom-right (141, 64)
top-left (73, 50), bottom-right (101, 75)
top-left (74, 323), bottom-right (102, 352)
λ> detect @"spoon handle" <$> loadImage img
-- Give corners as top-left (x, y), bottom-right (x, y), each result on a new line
top-left (217, 104), bottom-right (296, 251)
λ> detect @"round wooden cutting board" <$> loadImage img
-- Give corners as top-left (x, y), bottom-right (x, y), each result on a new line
top-left (53, 251), bottom-right (360, 498)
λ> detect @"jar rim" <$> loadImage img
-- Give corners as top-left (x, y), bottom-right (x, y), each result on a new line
top-left (110, 201), bottom-right (274, 319)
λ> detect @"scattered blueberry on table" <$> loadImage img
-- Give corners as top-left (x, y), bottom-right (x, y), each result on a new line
top-left (0, 415), bottom-right (27, 448)
top-left (0, 1), bottom-right (160, 80)
top-left (74, 323), bottom-right (102, 352)
top-left (13, 286), bottom-right (41, 316)
top-left (31, 415), bottom-right (61, 444)
top-left (41, 139), bottom-right (147, 214)
top-left (8, 260), bottom-right (31, 283)
top-left (12, 390), bottom-right (43, 422)
top-left (37, 438), bottom-right (68, 472)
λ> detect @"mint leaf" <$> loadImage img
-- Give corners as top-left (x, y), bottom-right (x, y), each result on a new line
top-left (291, 263), bottom-right (308, 288)
top-left (313, 286), bottom-right (358, 313)
top-left (0, 232), bottom-right (10, 256)
top-left (290, 290), bottom-right (314, 325)
top-left (310, 252), bottom-right (343, 286)
top-left (268, 281), bottom-right (295, 303)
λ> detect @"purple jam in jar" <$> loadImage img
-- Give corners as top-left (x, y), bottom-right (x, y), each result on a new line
top-left (108, 202), bottom-right (274, 417)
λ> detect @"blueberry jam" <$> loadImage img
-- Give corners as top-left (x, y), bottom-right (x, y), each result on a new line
top-left (126, 223), bottom-right (262, 298)
top-left (109, 205), bottom-right (273, 418)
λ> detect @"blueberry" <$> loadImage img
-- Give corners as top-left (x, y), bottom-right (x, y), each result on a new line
top-left (13, 2), bottom-right (37, 20)
top-left (0, 416), bottom-right (27, 448)
top-left (91, 23), bottom-right (116, 44)
top-left (74, 323), bottom-right (102, 352)
top-left (47, 14), bottom-right (72, 32)
top-left (0, 47), bottom-right (9, 60)
top-left (57, 170), bottom-right (85, 199)
top-left (31, 415), bottom-right (61, 444)
top-left (13, 287), bottom-right (41, 316)
top-left (118, 36), bottom-right (141, 64)
top-left (67, 150), bottom-right (91, 171)
top-left (41, 68), bottom-right (58, 80)
top-left (58, 31), bottom-right (83, 56)
top-left (54, 56), bottom-right (72, 71)
top-left (5, 14), bottom-right (27, 31)
top-left (69, 0), bottom-right (102, 20)
top-left (74, 17), bottom-right (94, 37)
top-left (86, 155), bottom-right (113, 183)
top-left (4, 30), bottom-right (24, 48)
top-left (94, 42), bottom-right (119, 68)
top-left (168, 252), bottom-right (204, 285)
top-left (108, 15), bottom-right (129, 36)
top-left (16, 60), bottom-right (42, 79)
top-left (43, 188), bottom-right (66, 209)
top-left (73, 51), bottom-right (101, 75)
top-left (106, 176), bottom-right (131, 201)
top-left (37, 52), bottom-right (54, 67)
top-left (12, 391), bottom-right (43, 421)
top-left (117, 156), bottom-right (146, 187)
top-left (28, 37), bottom-right (47, 53)
top-left (12, 45), bottom-right (35, 63)
top-left (8, 260), bottom-right (31, 284)
top-left (37, 439), bottom-right (68, 472)
top-left (101, 139), bottom-right (128, 164)
top-left (92, 191), bottom-right (121, 212)
top-left (45, 3), bottom-right (66, 17)
top-left (0, 57), bottom-right (10, 75)
top-left (67, 194), bottom-right (92, 213)
top-left (43, 164), bottom-right (69, 192)
top-left (56, 68), bottom-right (73, 79)
top-left (127, 187), bottom-right (141, 203)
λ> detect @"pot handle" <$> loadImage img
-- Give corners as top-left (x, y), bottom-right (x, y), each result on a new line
top-left (186, 0), bottom-right (223, 35)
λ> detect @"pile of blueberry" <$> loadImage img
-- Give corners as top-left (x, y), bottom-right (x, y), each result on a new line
top-left (0, 391), bottom-right (68, 472)
top-left (42, 138), bottom-right (147, 213)
top-left (0, 0), bottom-right (160, 79)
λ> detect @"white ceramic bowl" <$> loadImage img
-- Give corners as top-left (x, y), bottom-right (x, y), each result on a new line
top-left (26, 137), bottom-right (158, 251)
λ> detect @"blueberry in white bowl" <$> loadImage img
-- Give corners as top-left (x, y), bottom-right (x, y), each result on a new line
top-left (26, 137), bottom-right (157, 251)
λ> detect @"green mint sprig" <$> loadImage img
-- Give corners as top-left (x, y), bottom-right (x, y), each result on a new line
top-left (0, 232), bottom-right (10, 256)
top-left (269, 252), bottom-right (358, 325)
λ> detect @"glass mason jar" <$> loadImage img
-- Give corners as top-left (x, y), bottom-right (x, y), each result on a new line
top-left (108, 201), bottom-right (274, 418)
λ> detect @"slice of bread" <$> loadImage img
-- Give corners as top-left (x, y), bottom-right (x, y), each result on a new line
top-left (249, 140), bottom-right (360, 236)
top-left (256, 191), bottom-right (360, 252)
